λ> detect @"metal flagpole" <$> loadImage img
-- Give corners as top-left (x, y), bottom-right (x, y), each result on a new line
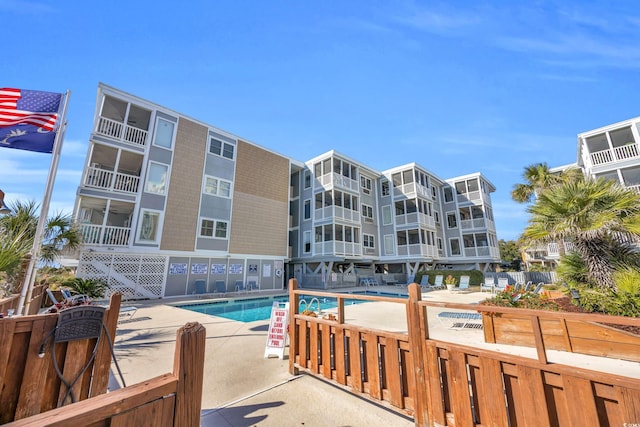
top-left (16, 90), bottom-right (71, 316)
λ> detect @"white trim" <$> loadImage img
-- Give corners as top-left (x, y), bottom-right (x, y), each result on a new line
top-left (143, 161), bottom-right (169, 195)
top-left (203, 174), bottom-right (233, 198)
top-left (136, 208), bottom-right (164, 244)
top-left (152, 116), bottom-right (176, 150)
top-left (198, 216), bottom-right (229, 240)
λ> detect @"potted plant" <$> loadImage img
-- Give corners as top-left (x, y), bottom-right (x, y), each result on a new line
top-left (444, 275), bottom-right (457, 291)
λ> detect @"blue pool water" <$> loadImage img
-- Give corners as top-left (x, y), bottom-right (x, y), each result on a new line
top-left (176, 290), bottom-right (407, 323)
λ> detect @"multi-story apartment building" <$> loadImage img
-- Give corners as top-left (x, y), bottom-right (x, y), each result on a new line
top-left (73, 84), bottom-right (500, 299)
top-left (522, 116), bottom-right (640, 269)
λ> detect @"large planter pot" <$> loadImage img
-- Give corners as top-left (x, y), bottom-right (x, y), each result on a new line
top-left (482, 312), bottom-right (640, 363)
top-left (446, 284), bottom-right (456, 291)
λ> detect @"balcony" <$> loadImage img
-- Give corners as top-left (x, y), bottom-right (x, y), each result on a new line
top-left (589, 143), bottom-right (640, 166)
top-left (397, 244), bottom-right (438, 257)
top-left (319, 173), bottom-right (359, 192)
top-left (84, 165), bottom-right (140, 194)
top-left (463, 246), bottom-right (499, 258)
top-left (80, 224), bottom-right (131, 247)
top-left (393, 183), bottom-right (431, 199)
top-left (95, 116), bottom-right (148, 147)
top-left (460, 217), bottom-right (489, 230)
top-left (395, 212), bottom-right (436, 228)
top-left (313, 241), bottom-right (362, 257)
top-left (314, 206), bottom-right (361, 223)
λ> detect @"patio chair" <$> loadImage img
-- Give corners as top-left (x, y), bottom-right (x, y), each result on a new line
top-left (532, 282), bottom-right (544, 294)
top-left (480, 275), bottom-right (495, 293)
top-left (248, 280), bottom-right (259, 292)
top-left (523, 281), bottom-right (533, 292)
top-left (433, 274), bottom-right (444, 289)
top-left (214, 280), bottom-right (226, 294)
top-left (194, 280), bottom-right (206, 295)
top-left (235, 280), bottom-right (246, 293)
top-left (452, 275), bottom-right (470, 292)
top-left (419, 275), bottom-right (432, 291)
top-left (59, 288), bottom-right (137, 322)
top-left (495, 277), bottom-right (509, 292)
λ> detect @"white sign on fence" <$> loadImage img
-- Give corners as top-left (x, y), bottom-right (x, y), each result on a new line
top-left (264, 302), bottom-right (289, 359)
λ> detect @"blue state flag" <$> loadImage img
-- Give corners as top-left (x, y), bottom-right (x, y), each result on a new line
top-left (0, 88), bottom-right (63, 154)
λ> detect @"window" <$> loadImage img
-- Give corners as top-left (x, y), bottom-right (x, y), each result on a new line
top-left (431, 186), bottom-right (437, 199)
top-left (360, 176), bottom-right (372, 194)
top-left (384, 234), bottom-right (395, 255)
top-left (450, 238), bottom-right (461, 255)
top-left (397, 230), bottom-right (407, 246)
top-left (363, 234), bottom-right (375, 248)
top-left (395, 201), bottom-right (405, 216)
top-left (304, 170), bottom-right (311, 188)
top-left (361, 204), bottom-right (373, 222)
top-left (435, 211), bottom-right (440, 223)
top-left (200, 219), bottom-right (214, 237)
top-left (200, 218), bottom-right (228, 239)
top-left (443, 187), bottom-right (454, 203)
top-left (447, 212), bottom-right (457, 228)
top-left (209, 137), bottom-right (235, 159)
top-left (304, 199), bottom-right (311, 220)
top-left (215, 221), bottom-right (228, 238)
top-left (138, 210), bottom-right (160, 242)
top-left (145, 163), bottom-right (168, 194)
top-left (408, 229), bottom-right (420, 245)
top-left (303, 231), bottom-right (311, 253)
top-left (381, 180), bottom-right (390, 196)
top-left (382, 205), bottom-right (392, 225)
top-left (153, 118), bottom-right (174, 149)
top-left (204, 176), bottom-right (232, 198)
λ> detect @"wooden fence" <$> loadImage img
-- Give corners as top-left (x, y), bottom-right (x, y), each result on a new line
top-left (0, 294), bottom-right (121, 423)
top-left (288, 280), bottom-right (640, 426)
top-left (5, 321), bottom-right (206, 427)
top-left (0, 284), bottom-right (46, 317)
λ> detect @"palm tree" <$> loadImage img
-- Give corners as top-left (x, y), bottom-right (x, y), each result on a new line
top-left (511, 163), bottom-right (584, 203)
top-left (522, 178), bottom-right (640, 289)
top-left (0, 200), bottom-right (81, 293)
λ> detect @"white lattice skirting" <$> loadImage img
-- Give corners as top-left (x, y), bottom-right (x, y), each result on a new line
top-left (77, 252), bottom-right (166, 300)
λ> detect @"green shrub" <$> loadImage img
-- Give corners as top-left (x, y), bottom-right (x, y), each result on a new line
top-left (62, 277), bottom-right (108, 299)
top-left (576, 287), bottom-right (640, 317)
top-left (482, 288), bottom-right (561, 311)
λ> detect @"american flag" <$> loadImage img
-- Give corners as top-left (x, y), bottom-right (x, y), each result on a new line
top-left (0, 88), bottom-right (61, 131)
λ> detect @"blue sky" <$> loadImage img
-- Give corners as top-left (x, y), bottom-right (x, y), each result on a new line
top-left (3, 0), bottom-right (640, 241)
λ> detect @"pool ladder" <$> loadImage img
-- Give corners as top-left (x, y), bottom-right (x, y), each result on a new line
top-left (299, 297), bottom-right (322, 315)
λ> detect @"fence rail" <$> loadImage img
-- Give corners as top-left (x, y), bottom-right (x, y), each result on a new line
top-left (0, 294), bottom-right (121, 423)
top-left (5, 321), bottom-right (206, 427)
top-left (288, 280), bottom-right (640, 426)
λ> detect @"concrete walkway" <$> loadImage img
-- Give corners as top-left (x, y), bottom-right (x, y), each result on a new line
top-left (112, 287), bottom-right (640, 426)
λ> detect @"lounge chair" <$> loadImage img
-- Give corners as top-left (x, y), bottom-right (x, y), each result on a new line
top-left (480, 275), bottom-right (495, 293)
top-left (523, 281), bottom-right (533, 292)
top-left (214, 280), bottom-right (226, 294)
top-left (419, 275), bottom-right (431, 291)
top-left (57, 288), bottom-right (137, 321)
top-left (452, 275), bottom-right (470, 292)
top-left (194, 279), bottom-right (206, 295)
top-left (532, 282), bottom-right (544, 294)
top-left (433, 274), bottom-right (444, 289)
top-left (248, 280), bottom-right (259, 292)
top-left (495, 277), bottom-right (509, 292)
top-left (235, 280), bottom-right (246, 293)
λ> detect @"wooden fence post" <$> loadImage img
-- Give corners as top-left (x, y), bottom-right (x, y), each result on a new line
top-left (173, 322), bottom-right (206, 427)
top-left (90, 293), bottom-right (122, 397)
top-left (407, 283), bottom-right (429, 427)
top-left (288, 278), bottom-right (299, 375)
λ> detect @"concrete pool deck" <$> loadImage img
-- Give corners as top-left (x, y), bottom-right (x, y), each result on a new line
top-left (111, 286), bottom-right (640, 426)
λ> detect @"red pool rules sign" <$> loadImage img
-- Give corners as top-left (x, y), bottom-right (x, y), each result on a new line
top-left (264, 302), bottom-right (290, 359)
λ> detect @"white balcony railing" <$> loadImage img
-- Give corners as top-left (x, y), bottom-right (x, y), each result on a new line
top-left (590, 144), bottom-right (640, 166)
top-left (95, 116), bottom-right (148, 147)
top-left (84, 166), bottom-right (140, 194)
top-left (614, 143), bottom-right (639, 161)
top-left (80, 224), bottom-right (131, 247)
top-left (114, 172), bottom-right (140, 193)
top-left (460, 218), bottom-right (487, 230)
top-left (85, 166), bottom-right (114, 189)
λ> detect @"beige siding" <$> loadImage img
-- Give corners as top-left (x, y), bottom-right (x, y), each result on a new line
top-left (230, 140), bottom-right (289, 255)
top-left (160, 118), bottom-right (207, 251)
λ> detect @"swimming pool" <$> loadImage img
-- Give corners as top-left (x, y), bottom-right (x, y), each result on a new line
top-left (175, 290), bottom-right (407, 323)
